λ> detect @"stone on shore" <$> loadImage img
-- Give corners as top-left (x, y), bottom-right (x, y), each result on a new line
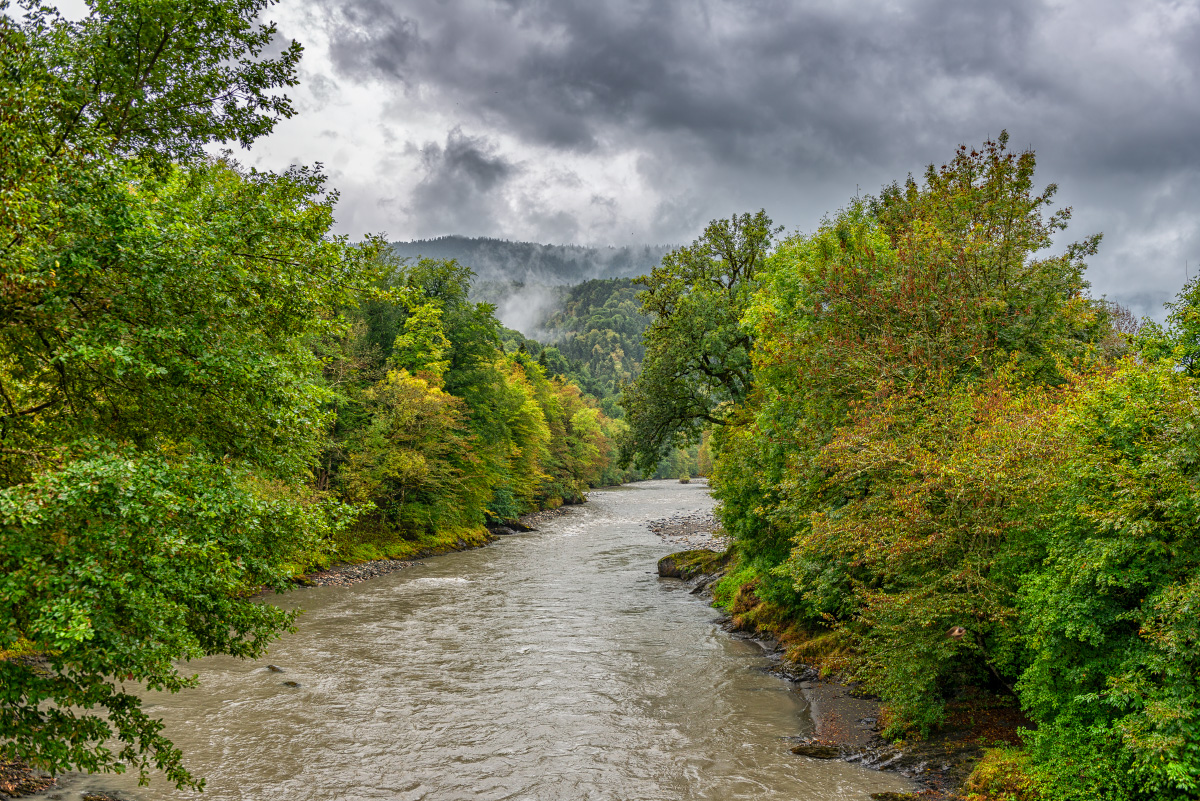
top-left (657, 548), bottom-right (729, 580)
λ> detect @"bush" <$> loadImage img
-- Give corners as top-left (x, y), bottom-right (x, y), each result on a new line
top-left (963, 748), bottom-right (1044, 801)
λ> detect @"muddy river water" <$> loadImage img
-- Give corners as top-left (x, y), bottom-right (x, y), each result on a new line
top-left (54, 480), bottom-right (911, 800)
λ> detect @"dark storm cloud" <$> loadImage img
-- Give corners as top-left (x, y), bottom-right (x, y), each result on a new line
top-left (323, 0), bottom-right (423, 83)
top-left (311, 0), bottom-right (1200, 314)
top-left (406, 127), bottom-right (518, 235)
top-left (314, 0), bottom-right (1182, 168)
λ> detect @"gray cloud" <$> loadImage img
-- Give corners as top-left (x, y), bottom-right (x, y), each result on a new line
top-left (405, 127), bottom-right (518, 236)
top-left (323, 0), bottom-right (423, 83)
top-left (306, 0), bottom-right (1200, 316)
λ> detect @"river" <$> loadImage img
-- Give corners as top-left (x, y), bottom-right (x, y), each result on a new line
top-left (52, 480), bottom-right (911, 800)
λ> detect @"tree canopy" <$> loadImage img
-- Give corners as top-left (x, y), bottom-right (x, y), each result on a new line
top-left (620, 210), bottom-right (777, 472)
top-left (625, 134), bottom-right (1200, 799)
top-left (1, 1), bottom-right (625, 788)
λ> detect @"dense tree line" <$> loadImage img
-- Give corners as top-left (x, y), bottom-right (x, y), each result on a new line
top-left (625, 135), bottom-right (1200, 799)
top-left (0, 0), bottom-right (620, 788)
top-left (319, 257), bottom-right (629, 559)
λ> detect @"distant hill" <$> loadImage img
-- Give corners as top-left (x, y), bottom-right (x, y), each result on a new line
top-left (390, 236), bottom-right (673, 285)
top-left (391, 236), bottom-right (672, 336)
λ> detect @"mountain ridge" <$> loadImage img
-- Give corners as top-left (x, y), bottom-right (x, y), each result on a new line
top-left (390, 236), bottom-right (674, 286)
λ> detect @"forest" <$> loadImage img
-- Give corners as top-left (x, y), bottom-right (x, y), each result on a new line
top-left (0, 0), bottom-right (629, 789)
top-left (391, 237), bottom-right (671, 286)
top-left (622, 139), bottom-right (1200, 799)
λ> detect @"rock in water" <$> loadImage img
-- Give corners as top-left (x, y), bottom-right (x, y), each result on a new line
top-left (267, 664), bottom-right (284, 672)
top-left (657, 554), bottom-right (682, 578)
top-left (282, 680), bottom-right (301, 688)
top-left (657, 549), bottom-right (728, 580)
top-left (790, 744), bottom-right (842, 759)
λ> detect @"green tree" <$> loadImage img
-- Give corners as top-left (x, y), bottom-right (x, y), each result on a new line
top-left (1019, 363), bottom-right (1200, 800)
top-left (706, 135), bottom-right (1116, 734)
top-left (16, 0), bottom-right (301, 165)
top-left (1138, 275), bottom-right (1200, 375)
top-left (621, 210), bottom-right (777, 471)
top-left (339, 369), bottom-right (487, 533)
top-left (0, 452), bottom-right (351, 788)
top-left (0, 1), bottom-right (385, 787)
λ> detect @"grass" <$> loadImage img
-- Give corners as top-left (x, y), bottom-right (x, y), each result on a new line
top-left (328, 514), bottom-right (494, 566)
top-left (962, 747), bottom-right (1045, 801)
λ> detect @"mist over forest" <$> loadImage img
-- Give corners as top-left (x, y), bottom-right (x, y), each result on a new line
top-left (390, 236), bottom-right (672, 285)
top-left (391, 236), bottom-right (672, 334)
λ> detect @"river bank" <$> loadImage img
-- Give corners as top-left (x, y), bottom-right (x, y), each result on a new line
top-left (297, 504), bottom-right (577, 588)
top-left (652, 518), bottom-right (1025, 800)
top-left (0, 758), bottom-right (54, 798)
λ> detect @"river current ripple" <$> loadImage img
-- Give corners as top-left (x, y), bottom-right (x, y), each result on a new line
top-left (55, 480), bottom-right (910, 800)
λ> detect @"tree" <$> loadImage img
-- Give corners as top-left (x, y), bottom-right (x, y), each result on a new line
top-left (339, 369), bottom-right (486, 533)
top-left (1018, 363), bottom-right (1200, 799)
top-left (0, 452), bottom-right (350, 789)
top-left (14, 0), bottom-right (301, 166)
top-left (620, 210), bottom-right (777, 471)
top-left (705, 135), bottom-right (1118, 734)
top-left (1138, 275), bottom-right (1200, 375)
top-left (0, 2), bottom-right (384, 787)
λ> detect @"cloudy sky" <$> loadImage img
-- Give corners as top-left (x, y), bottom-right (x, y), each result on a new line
top-left (242, 1), bottom-right (1195, 315)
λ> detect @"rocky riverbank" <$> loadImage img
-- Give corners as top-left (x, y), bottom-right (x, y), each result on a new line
top-left (654, 515), bottom-right (1019, 800)
top-left (647, 509), bottom-right (730, 551)
top-left (0, 759), bottom-right (54, 798)
top-left (297, 505), bottom-right (577, 589)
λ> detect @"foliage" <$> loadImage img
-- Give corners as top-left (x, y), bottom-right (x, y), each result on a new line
top-left (0, 451), bottom-right (348, 788)
top-left (1019, 363), bottom-right (1200, 799)
top-left (0, 0), bottom-right (400, 784)
top-left (963, 747), bottom-right (1045, 801)
top-left (322, 258), bottom-right (623, 532)
top-left (339, 369), bottom-right (485, 531)
top-left (1, 0), bottom-right (625, 789)
top-left (631, 134), bottom-right (1200, 798)
top-left (0, 156), bottom-right (380, 486)
top-left (866, 133), bottom-right (1101, 387)
top-left (1137, 275), bottom-right (1200, 375)
top-left (391, 236), bottom-right (670, 284)
top-left (703, 135), bottom-right (1113, 730)
top-left (798, 379), bottom-right (1061, 733)
top-left (537, 278), bottom-right (648, 406)
top-left (13, 0), bottom-right (301, 166)
top-left (621, 210), bottom-right (778, 471)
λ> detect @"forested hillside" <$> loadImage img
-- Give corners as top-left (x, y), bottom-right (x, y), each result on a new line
top-left (0, 2), bottom-right (625, 789)
top-left (495, 279), bottom-right (646, 413)
top-left (623, 136), bottom-right (1200, 800)
top-left (490, 278), bottom-right (708, 479)
top-left (392, 236), bottom-right (671, 285)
